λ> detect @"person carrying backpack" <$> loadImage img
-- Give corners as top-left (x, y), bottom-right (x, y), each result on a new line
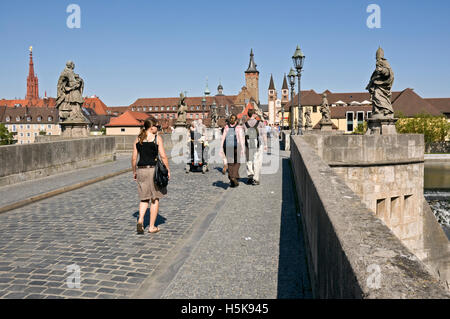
top-left (220, 114), bottom-right (245, 187)
top-left (244, 109), bottom-right (267, 185)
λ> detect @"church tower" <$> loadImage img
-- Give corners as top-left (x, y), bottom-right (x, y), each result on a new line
top-left (281, 74), bottom-right (289, 105)
top-left (268, 74), bottom-right (277, 124)
top-left (245, 49), bottom-right (259, 104)
top-left (26, 46), bottom-right (39, 102)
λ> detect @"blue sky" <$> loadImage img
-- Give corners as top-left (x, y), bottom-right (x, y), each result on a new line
top-left (0, 0), bottom-right (449, 106)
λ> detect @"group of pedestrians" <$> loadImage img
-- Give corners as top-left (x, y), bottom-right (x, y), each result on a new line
top-left (219, 109), bottom-right (267, 188)
top-left (131, 111), bottom-right (270, 234)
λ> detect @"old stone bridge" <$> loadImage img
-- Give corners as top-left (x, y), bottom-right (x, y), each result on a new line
top-left (0, 133), bottom-right (448, 299)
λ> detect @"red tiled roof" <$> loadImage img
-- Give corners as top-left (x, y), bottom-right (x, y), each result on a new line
top-left (105, 111), bottom-right (154, 127)
top-left (83, 97), bottom-right (108, 115)
top-left (0, 98), bottom-right (56, 108)
top-left (237, 102), bottom-right (262, 120)
top-left (130, 95), bottom-right (237, 109)
top-left (330, 106), bottom-right (373, 119)
top-left (288, 88), bottom-right (444, 117)
top-left (391, 89), bottom-right (442, 117)
top-left (424, 98), bottom-right (450, 114)
top-left (0, 106), bottom-right (59, 124)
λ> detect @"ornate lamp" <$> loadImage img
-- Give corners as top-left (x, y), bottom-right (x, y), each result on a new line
top-left (292, 45), bottom-right (305, 135)
top-left (288, 68), bottom-right (296, 135)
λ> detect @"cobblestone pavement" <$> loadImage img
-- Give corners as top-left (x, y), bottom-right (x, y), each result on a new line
top-left (0, 153), bottom-right (131, 208)
top-left (0, 144), bottom-right (311, 299)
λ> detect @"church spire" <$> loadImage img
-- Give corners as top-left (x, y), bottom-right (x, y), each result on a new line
top-left (269, 74), bottom-right (275, 90)
top-left (282, 73), bottom-right (288, 90)
top-left (245, 49), bottom-right (259, 74)
top-left (26, 46), bottom-right (39, 101)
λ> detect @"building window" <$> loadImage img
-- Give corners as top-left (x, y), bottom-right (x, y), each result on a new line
top-left (173, 106), bottom-right (176, 111)
top-left (12, 125), bottom-right (16, 132)
top-left (190, 114), bottom-right (193, 119)
top-left (34, 132), bottom-right (37, 136)
top-left (27, 133), bottom-right (30, 137)
top-left (132, 107), bottom-right (135, 111)
top-left (27, 116), bottom-right (31, 122)
top-left (367, 111), bottom-right (372, 118)
top-left (48, 124), bottom-right (52, 129)
top-left (37, 116), bottom-right (42, 122)
top-left (5, 116), bottom-right (10, 122)
top-left (121, 128), bottom-right (125, 132)
top-left (357, 111), bottom-right (364, 127)
top-left (346, 112), bottom-right (354, 132)
top-left (48, 132), bottom-right (52, 135)
top-left (16, 116), bottom-right (21, 121)
top-left (149, 107), bottom-right (153, 111)
top-left (196, 114), bottom-right (199, 119)
top-left (20, 133), bottom-right (24, 137)
top-left (161, 106), bottom-right (164, 111)
top-left (27, 125), bottom-right (30, 129)
top-left (313, 106), bottom-right (317, 113)
top-left (143, 107), bottom-right (147, 111)
top-left (48, 116), bottom-right (53, 121)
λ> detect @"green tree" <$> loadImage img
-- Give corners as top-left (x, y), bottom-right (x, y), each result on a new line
top-left (0, 124), bottom-right (14, 145)
top-left (100, 127), bottom-right (106, 135)
top-left (395, 113), bottom-right (450, 144)
top-left (353, 122), bottom-right (368, 135)
top-left (39, 130), bottom-right (47, 136)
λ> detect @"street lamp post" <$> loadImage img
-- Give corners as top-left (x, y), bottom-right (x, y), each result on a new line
top-left (288, 68), bottom-right (296, 136)
top-left (202, 96), bottom-right (206, 121)
top-left (292, 45), bottom-right (305, 135)
top-left (281, 102), bottom-right (285, 131)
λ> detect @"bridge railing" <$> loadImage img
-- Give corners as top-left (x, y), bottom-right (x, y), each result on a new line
top-left (290, 135), bottom-right (449, 298)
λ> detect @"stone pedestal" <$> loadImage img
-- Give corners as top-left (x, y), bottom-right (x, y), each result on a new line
top-left (60, 122), bottom-right (90, 138)
top-left (320, 121), bottom-right (333, 131)
top-left (366, 117), bottom-right (398, 135)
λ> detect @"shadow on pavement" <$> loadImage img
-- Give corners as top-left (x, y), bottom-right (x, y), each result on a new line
top-left (212, 181), bottom-right (229, 190)
top-left (133, 210), bottom-right (167, 229)
top-left (277, 157), bottom-right (313, 299)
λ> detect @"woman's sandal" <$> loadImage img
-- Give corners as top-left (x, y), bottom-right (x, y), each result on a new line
top-left (137, 223), bottom-right (144, 234)
top-left (148, 226), bottom-right (160, 234)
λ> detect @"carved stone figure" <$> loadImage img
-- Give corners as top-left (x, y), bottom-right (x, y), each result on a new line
top-left (211, 106), bottom-right (218, 128)
top-left (320, 93), bottom-right (332, 123)
top-left (176, 92), bottom-right (188, 125)
top-left (56, 61), bottom-right (88, 123)
top-left (304, 107), bottom-right (312, 129)
top-left (366, 47), bottom-right (395, 118)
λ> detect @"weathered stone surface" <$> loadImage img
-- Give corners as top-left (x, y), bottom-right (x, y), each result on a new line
top-left (0, 137), bottom-right (116, 187)
top-left (290, 135), bottom-right (449, 298)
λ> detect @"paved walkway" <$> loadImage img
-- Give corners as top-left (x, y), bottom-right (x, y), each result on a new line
top-left (0, 145), bottom-right (311, 299)
top-left (0, 154), bottom-right (131, 211)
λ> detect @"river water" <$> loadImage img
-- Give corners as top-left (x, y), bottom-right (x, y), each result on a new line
top-left (424, 162), bottom-right (450, 239)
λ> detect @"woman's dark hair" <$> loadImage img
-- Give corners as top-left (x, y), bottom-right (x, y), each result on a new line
top-left (138, 119), bottom-right (158, 145)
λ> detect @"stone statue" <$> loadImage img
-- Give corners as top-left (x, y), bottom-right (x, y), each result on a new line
top-left (211, 106), bottom-right (218, 128)
top-left (176, 92), bottom-right (188, 125)
top-left (366, 47), bottom-right (395, 118)
top-left (320, 93), bottom-right (331, 123)
top-left (56, 61), bottom-right (88, 123)
top-left (304, 107), bottom-right (312, 129)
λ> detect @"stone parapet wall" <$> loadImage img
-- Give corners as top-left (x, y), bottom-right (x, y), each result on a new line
top-left (0, 137), bottom-right (116, 187)
top-left (290, 135), bottom-right (449, 298)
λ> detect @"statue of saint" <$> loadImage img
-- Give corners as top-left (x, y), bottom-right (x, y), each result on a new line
top-left (56, 61), bottom-right (87, 122)
top-left (304, 107), bottom-right (312, 129)
top-left (320, 93), bottom-right (331, 123)
top-left (176, 92), bottom-right (188, 124)
top-left (211, 106), bottom-right (218, 128)
top-left (366, 47), bottom-right (395, 118)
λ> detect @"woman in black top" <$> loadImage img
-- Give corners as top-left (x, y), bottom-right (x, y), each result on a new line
top-left (132, 119), bottom-right (170, 234)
